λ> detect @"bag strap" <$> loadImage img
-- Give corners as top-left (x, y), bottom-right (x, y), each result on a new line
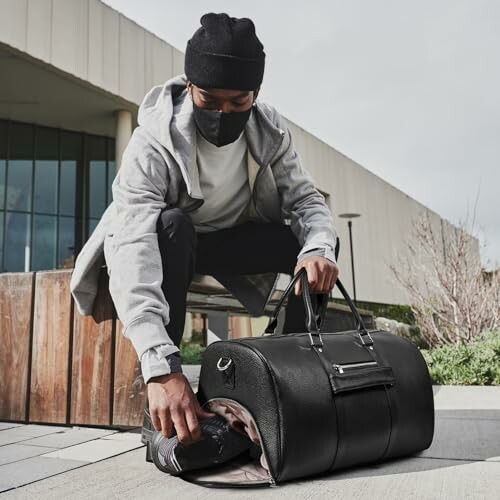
top-left (264, 267), bottom-right (374, 348)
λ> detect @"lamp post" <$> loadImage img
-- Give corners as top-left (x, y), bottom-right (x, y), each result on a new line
top-left (338, 213), bottom-right (361, 304)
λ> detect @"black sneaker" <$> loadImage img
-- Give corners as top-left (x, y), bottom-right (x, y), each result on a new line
top-left (149, 414), bottom-right (252, 475)
top-left (141, 404), bottom-right (156, 463)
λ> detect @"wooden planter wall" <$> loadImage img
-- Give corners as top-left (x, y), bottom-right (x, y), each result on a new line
top-left (0, 268), bottom-right (375, 429)
top-left (0, 269), bottom-right (146, 429)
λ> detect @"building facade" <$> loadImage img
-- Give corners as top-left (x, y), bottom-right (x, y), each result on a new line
top-left (0, 0), bottom-right (479, 308)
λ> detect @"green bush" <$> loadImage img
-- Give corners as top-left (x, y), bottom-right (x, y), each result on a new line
top-left (180, 343), bottom-right (206, 364)
top-left (333, 299), bottom-right (416, 325)
top-left (421, 330), bottom-right (500, 385)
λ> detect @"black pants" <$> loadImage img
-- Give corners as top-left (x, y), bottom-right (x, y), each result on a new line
top-left (156, 207), bottom-right (334, 347)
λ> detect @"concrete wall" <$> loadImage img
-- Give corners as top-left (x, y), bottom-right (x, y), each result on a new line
top-left (284, 119), bottom-right (481, 305)
top-left (0, 0), bottom-right (178, 104)
top-left (0, 0), bottom-right (480, 306)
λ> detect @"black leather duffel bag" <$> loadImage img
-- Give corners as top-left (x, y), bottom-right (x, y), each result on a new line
top-left (182, 267), bottom-right (434, 488)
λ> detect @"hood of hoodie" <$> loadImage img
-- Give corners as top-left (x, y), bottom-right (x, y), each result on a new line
top-left (137, 73), bottom-right (201, 197)
top-left (137, 74), bottom-right (194, 151)
top-left (136, 73), bottom-right (285, 198)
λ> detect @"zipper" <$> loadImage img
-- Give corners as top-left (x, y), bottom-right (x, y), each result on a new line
top-left (332, 360), bottom-right (378, 374)
top-left (202, 397), bottom-right (277, 487)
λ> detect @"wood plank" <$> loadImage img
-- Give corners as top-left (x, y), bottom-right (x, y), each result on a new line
top-left (29, 270), bottom-right (73, 424)
top-left (112, 319), bottom-right (147, 427)
top-left (229, 316), bottom-right (253, 339)
top-left (0, 272), bottom-right (34, 421)
top-left (70, 270), bottom-right (114, 426)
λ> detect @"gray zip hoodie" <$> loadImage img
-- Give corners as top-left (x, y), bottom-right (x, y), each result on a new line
top-left (69, 73), bottom-right (338, 368)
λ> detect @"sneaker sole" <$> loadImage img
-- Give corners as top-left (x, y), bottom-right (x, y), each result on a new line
top-left (141, 408), bottom-right (154, 463)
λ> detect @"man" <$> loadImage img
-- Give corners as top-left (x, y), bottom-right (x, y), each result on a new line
top-left (70, 12), bottom-right (339, 473)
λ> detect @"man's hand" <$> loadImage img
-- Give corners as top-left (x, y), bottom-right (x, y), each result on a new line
top-left (147, 372), bottom-right (216, 445)
top-left (294, 255), bottom-right (339, 296)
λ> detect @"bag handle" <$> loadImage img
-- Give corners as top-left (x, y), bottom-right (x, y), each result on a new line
top-left (264, 267), bottom-right (374, 349)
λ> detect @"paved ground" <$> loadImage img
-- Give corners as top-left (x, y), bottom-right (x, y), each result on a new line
top-left (1, 365), bottom-right (499, 499)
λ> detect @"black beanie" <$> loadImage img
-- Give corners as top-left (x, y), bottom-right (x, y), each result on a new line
top-left (185, 12), bottom-right (265, 91)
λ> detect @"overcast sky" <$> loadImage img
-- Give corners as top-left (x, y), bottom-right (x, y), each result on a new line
top-left (104, 0), bottom-right (500, 271)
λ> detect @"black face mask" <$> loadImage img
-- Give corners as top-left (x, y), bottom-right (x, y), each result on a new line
top-left (192, 101), bottom-right (253, 147)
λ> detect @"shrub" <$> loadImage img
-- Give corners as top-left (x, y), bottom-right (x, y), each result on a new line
top-left (421, 329), bottom-right (500, 385)
top-left (389, 210), bottom-right (500, 348)
top-left (347, 300), bottom-right (416, 325)
top-left (375, 316), bottom-right (428, 349)
top-left (180, 343), bottom-right (206, 364)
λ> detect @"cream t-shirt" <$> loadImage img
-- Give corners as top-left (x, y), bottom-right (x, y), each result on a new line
top-left (188, 128), bottom-right (252, 232)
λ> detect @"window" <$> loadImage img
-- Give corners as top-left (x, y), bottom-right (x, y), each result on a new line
top-left (0, 121), bottom-right (6, 270)
top-left (0, 119), bottom-right (115, 273)
top-left (4, 122), bottom-right (34, 272)
top-left (86, 135), bottom-right (115, 239)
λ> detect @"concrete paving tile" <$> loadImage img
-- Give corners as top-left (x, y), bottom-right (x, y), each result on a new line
top-left (0, 423), bottom-right (24, 431)
top-left (418, 410), bottom-right (500, 461)
top-left (20, 427), bottom-right (118, 449)
top-left (0, 434), bottom-right (36, 447)
top-left (0, 443), bottom-right (57, 466)
top-left (0, 425), bottom-right (69, 446)
top-left (1, 389), bottom-right (499, 498)
top-left (2, 447), bottom-right (500, 500)
top-left (4, 424), bottom-right (70, 436)
top-left (299, 459), bottom-right (500, 500)
top-left (40, 436), bottom-right (144, 463)
top-left (0, 456), bottom-right (88, 493)
top-left (436, 409), bottom-right (500, 420)
top-left (433, 385), bottom-right (500, 410)
top-left (100, 432), bottom-right (142, 443)
top-left (0, 424), bottom-right (68, 445)
top-left (324, 456), bottom-right (476, 479)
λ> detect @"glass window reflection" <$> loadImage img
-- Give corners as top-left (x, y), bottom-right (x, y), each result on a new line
top-left (34, 127), bottom-right (59, 214)
top-left (60, 131), bottom-right (80, 217)
top-left (58, 216), bottom-right (75, 269)
top-left (0, 121), bottom-right (6, 210)
top-left (32, 214), bottom-right (57, 271)
top-left (0, 211), bottom-right (4, 271)
top-left (34, 161), bottom-right (58, 214)
top-left (0, 119), bottom-right (115, 273)
top-left (88, 218), bottom-right (99, 237)
top-left (89, 161), bottom-right (106, 218)
top-left (4, 211), bottom-right (31, 272)
top-left (7, 123), bottom-right (33, 212)
top-left (59, 161), bottom-right (76, 216)
top-left (87, 136), bottom-right (107, 219)
top-left (6, 160), bottom-right (32, 212)
top-left (0, 160), bottom-right (5, 211)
